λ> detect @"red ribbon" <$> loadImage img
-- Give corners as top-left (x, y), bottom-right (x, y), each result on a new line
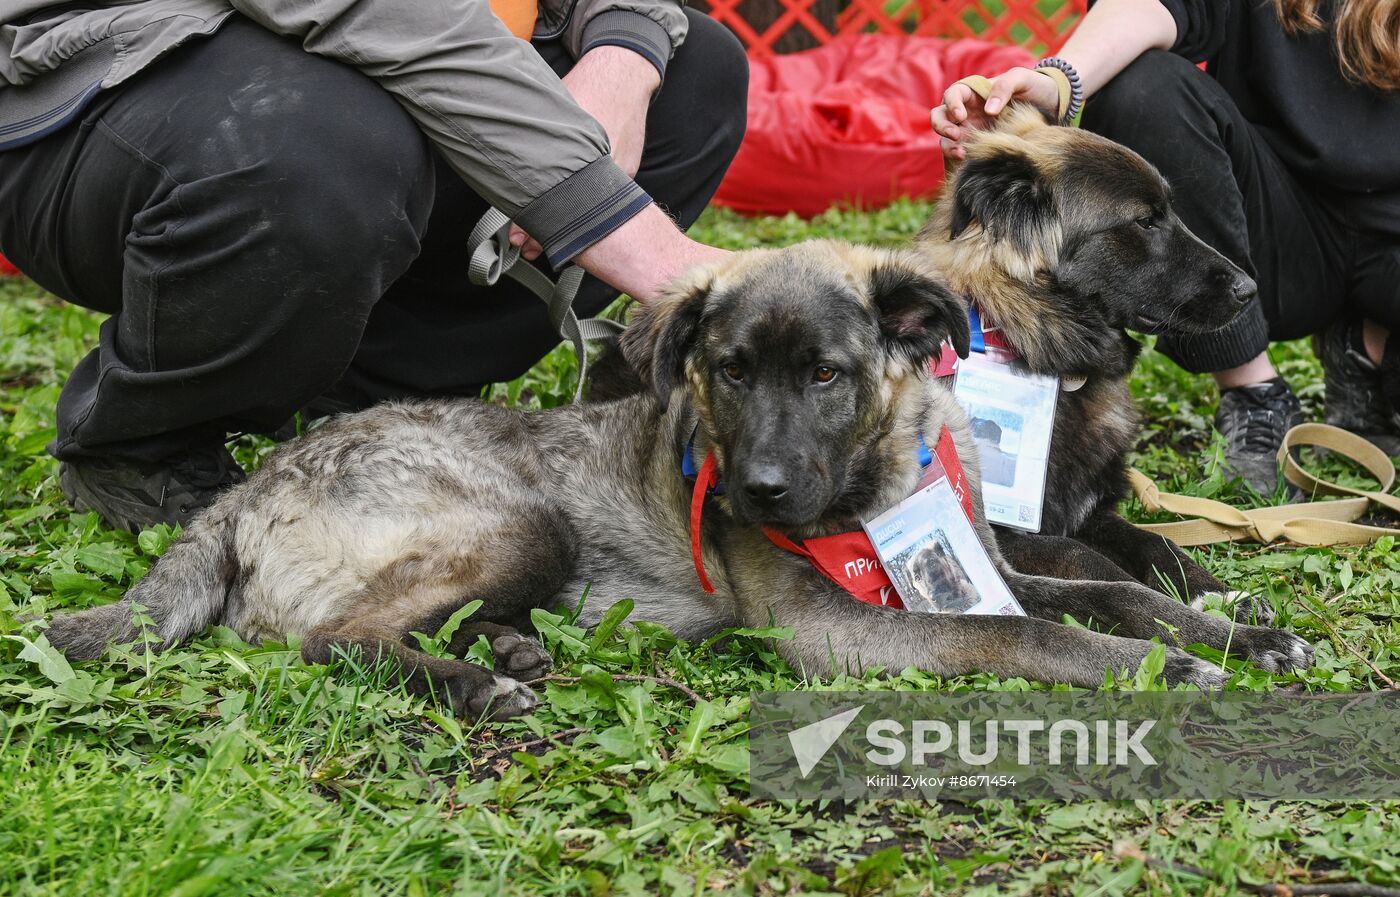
top-left (929, 329), bottom-right (1017, 378)
top-left (929, 423), bottom-right (975, 522)
top-left (690, 450), bottom-right (719, 593)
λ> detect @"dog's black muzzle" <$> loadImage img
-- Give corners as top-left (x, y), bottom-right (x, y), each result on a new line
top-left (728, 445), bottom-right (835, 527)
top-left (1136, 225), bottom-right (1257, 335)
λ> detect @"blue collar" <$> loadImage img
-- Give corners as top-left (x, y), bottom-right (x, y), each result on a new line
top-left (968, 305), bottom-right (986, 354)
top-left (682, 428), bottom-right (932, 495)
top-left (681, 428), bottom-right (722, 494)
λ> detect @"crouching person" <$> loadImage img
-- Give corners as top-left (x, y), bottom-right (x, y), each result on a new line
top-left (932, 0), bottom-right (1400, 495)
top-left (0, 0), bottom-right (748, 530)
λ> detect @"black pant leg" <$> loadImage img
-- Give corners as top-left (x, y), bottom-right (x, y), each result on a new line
top-left (340, 7), bottom-right (748, 401)
top-left (1081, 50), bottom-right (1351, 373)
top-left (0, 16), bottom-right (436, 463)
top-left (1348, 236), bottom-right (1400, 334)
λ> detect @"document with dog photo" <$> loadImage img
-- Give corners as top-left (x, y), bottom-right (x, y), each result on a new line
top-left (863, 479), bottom-right (1025, 617)
top-left (953, 353), bottom-right (1059, 532)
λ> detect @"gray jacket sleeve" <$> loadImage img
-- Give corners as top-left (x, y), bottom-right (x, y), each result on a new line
top-left (566, 0), bottom-right (689, 79)
top-left (229, 0), bottom-right (652, 266)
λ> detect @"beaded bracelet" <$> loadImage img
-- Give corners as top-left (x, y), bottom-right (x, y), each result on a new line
top-left (1035, 56), bottom-right (1084, 124)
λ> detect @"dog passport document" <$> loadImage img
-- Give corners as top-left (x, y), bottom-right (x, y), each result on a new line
top-left (952, 352), bottom-right (1058, 532)
top-left (862, 478), bottom-right (1025, 617)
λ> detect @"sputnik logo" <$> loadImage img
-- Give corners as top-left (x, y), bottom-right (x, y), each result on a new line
top-left (787, 706), bottom-right (864, 777)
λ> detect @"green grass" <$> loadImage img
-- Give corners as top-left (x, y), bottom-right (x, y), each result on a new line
top-left (4, 201), bottom-right (1400, 896)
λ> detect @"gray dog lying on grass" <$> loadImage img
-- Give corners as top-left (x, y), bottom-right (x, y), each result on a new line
top-left (44, 241), bottom-right (1312, 719)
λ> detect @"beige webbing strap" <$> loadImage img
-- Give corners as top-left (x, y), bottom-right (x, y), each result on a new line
top-left (1129, 423), bottom-right (1400, 547)
top-left (953, 74), bottom-right (996, 101)
top-left (1031, 67), bottom-right (1072, 122)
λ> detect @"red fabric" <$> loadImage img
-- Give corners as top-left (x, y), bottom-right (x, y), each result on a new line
top-left (0, 254), bottom-right (18, 277)
top-left (765, 526), bottom-right (904, 609)
top-left (704, 0), bottom-right (1086, 59)
top-left (931, 423), bottom-right (974, 522)
top-left (713, 34), bottom-right (1035, 217)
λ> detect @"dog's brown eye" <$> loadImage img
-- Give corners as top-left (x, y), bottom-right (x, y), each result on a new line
top-left (723, 363), bottom-right (745, 383)
top-left (1136, 216), bottom-right (1157, 230)
top-left (813, 365), bottom-right (838, 384)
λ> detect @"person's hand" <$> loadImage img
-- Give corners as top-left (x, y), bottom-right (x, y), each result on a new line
top-left (507, 224), bottom-right (544, 261)
top-left (931, 66), bottom-right (1061, 161)
top-left (509, 47), bottom-right (659, 260)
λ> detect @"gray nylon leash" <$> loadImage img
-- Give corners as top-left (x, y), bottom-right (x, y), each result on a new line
top-left (467, 207), bottom-right (626, 401)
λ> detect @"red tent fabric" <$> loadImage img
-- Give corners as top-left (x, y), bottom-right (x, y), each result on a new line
top-left (713, 34), bottom-right (1034, 217)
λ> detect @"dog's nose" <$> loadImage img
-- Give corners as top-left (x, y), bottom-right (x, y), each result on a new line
top-left (741, 466), bottom-right (790, 504)
top-left (1222, 270), bottom-right (1257, 305)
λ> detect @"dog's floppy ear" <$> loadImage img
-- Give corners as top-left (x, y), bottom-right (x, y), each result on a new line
top-left (949, 146), bottom-right (1054, 252)
top-left (620, 266), bottom-right (715, 412)
top-left (869, 253), bottom-right (971, 366)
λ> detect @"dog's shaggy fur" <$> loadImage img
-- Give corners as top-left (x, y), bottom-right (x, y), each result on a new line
top-left (916, 106), bottom-right (1268, 612)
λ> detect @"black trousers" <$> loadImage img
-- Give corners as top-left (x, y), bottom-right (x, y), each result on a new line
top-left (1082, 50), bottom-right (1400, 374)
top-left (0, 12), bottom-right (747, 463)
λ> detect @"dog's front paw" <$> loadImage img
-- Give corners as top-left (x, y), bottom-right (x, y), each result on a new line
top-left (1191, 590), bottom-right (1276, 627)
top-left (452, 673), bottom-right (540, 721)
top-left (1233, 626), bottom-right (1314, 674)
top-left (1162, 649), bottom-right (1228, 690)
top-left (491, 632), bottom-right (553, 681)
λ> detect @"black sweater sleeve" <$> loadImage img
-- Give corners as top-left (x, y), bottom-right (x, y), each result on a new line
top-left (1155, 0), bottom-right (1229, 62)
top-left (1086, 0), bottom-right (1228, 63)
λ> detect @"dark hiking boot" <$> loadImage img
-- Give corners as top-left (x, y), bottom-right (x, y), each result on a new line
top-left (59, 446), bottom-right (247, 533)
top-left (1383, 336), bottom-right (1400, 456)
top-left (1313, 318), bottom-right (1400, 457)
top-left (1214, 377), bottom-right (1304, 498)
